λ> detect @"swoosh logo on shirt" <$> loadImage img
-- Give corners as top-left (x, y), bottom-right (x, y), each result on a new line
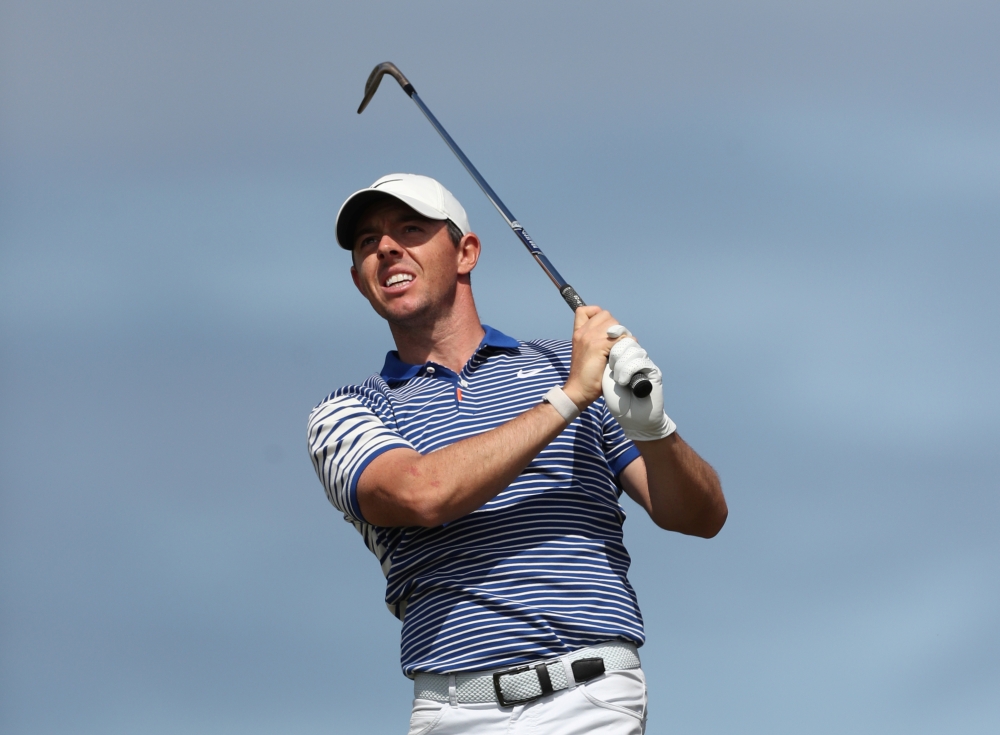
top-left (516, 367), bottom-right (546, 379)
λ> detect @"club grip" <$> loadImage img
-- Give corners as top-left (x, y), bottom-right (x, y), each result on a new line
top-left (562, 284), bottom-right (650, 397)
top-left (560, 285), bottom-right (586, 310)
top-left (629, 371), bottom-right (653, 398)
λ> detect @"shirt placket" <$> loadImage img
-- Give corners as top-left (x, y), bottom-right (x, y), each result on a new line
top-left (457, 350), bottom-right (488, 411)
top-left (424, 363), bottom-right (464, 408)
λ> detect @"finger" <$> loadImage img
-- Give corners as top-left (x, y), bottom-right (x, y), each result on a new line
top-left (580, 310), bottom-right (617, 339)
top-left (611, 343), bottom-right (655, 386)
top-left (606, 324), bottom-right (632, 340)
top-left (608, 337), bottom-right (640, 370)
top-left (585, 310), bottom-right (618, 335)
top-left (573, 304), bottom-right (602, 329)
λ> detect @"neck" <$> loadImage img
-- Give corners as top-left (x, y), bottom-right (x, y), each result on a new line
top-left (388, 289), bottom-right (485, 373)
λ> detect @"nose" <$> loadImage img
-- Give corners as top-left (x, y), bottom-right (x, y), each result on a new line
top-left (376, 234), bottom-right (402, 259)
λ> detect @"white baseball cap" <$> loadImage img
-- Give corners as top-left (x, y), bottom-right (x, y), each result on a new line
top-left (335, 173), bottom-right (471, 249)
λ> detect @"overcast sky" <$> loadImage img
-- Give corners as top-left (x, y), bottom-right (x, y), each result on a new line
top-left (2, 2), bottom-right (998, 734)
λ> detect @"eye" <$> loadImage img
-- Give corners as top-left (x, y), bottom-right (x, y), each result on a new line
top-left (357, 235), bottom-right (379, 249)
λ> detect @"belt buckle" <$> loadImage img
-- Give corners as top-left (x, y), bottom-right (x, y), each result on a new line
top-left (493, 664), bottom-right (540, 707)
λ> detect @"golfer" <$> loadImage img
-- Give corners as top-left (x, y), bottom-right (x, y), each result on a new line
top-left (308, 173), bottom-right (727, 734)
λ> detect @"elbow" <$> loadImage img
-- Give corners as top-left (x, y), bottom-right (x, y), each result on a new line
top-left (696, 503), bottom-right (728, 538)
top-left (693, 491), bottom-right (728, 538)
top-left (651, 495), bottom-right (728, 538)
top-left (691, 477), bottom-right (728, 538)
top-left (405, 498), bottom-right (451, 528)
top-left (361, 483), bottom-right (453, 528)
top-left (395, 477), bottom-right (457, 527)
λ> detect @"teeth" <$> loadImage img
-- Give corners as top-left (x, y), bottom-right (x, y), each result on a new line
top-left (385, 273), bottom-right (414, 287)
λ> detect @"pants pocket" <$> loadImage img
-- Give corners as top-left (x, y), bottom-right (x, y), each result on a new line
top-left (580, 669), bottom-right (647, 721)
top-left (407, 699), bottom-right (448, 735)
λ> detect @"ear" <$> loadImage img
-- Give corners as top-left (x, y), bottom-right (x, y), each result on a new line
top-left (456, 232), bottom-right (481, 275)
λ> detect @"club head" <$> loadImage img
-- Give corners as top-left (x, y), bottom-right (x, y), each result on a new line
top-left (357, 62), bottom-right (413, 114)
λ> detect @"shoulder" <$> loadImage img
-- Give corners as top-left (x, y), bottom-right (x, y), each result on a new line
top-left (520, 336), bottom-right (571, 350)
top-left (515, 337), bottom-right (572, 370)
top-left (307, 373), bottom-right (415, 462)
top-left (518, 337), bottom-right (571, 359)
top-left (308, 375), bottom-right (394, 426)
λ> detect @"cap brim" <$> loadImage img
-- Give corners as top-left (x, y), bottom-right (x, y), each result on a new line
top-left (335, 189), bottom-right (450, 250)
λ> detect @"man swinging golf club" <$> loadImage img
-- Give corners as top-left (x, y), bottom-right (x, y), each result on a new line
top-left (307, 173), bottom-right (727, 734)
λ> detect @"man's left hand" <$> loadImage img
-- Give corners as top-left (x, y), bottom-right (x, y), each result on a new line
top-left (602, 329), bottom-right (676, 441)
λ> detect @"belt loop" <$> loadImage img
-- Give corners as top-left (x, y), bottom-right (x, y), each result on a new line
top-left (448, 674), bottom-right (457, 707)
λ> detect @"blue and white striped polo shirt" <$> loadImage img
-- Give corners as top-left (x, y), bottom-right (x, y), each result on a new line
top-left (307, 325), bottom-right (644, 676)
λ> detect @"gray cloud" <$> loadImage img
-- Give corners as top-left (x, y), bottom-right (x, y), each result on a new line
top-left (2, 1), bottom-right (997, 171)
top-left (2, 2), bottom-right (998, 734)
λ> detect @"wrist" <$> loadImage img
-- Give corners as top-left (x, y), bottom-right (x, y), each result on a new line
top-left (543, 386), bottom-right (582, 423)
top-left (621, 412), bottom-right (676, 442)
top-left (560, 381), bottom-right (589, 411)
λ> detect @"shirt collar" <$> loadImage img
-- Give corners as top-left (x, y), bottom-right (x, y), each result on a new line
top-left (379, 324), bottom-right (520, 382)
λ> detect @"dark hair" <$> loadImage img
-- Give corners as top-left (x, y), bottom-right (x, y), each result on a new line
top-left (446, 220), bottom-right (464, 247)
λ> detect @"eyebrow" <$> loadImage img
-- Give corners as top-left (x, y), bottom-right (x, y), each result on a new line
top-left (354, 213), bottom-right (436, 238)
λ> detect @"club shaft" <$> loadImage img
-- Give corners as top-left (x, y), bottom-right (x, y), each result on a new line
top-left (378, 69), bottom-right (649, 397)
top-left (409, 91), bottom-right (579, 303)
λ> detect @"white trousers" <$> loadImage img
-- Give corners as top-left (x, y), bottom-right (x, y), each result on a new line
top-left (407, 668), bottom-right (647, 735)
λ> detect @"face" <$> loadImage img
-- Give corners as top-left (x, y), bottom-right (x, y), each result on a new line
top-left (349, 198), bottom-right (479, 326)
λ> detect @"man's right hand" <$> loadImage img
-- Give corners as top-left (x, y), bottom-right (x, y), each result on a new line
top-left (562, 305), bottom-right (625, 410)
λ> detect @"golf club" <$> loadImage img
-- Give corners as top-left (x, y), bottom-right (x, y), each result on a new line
top-left (357, 61), bottom-right (652, 398)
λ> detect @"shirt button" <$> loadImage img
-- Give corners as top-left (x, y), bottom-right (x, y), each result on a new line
top-left (425, 366), bottom-right (436, 374)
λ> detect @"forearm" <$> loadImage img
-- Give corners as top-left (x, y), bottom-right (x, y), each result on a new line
top-left (630, 433), bottom-right (727, 537)
top-left (358, 305), bottom-right (637, 528)
top-left (357, 401), bottom-right (570, 527)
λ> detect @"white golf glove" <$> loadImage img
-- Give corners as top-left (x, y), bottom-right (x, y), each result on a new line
top-left (602, 325), bottom-right (676, 441)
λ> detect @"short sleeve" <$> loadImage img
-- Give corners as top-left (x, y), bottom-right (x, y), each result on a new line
top-left (307, 392), bottom-right (415, 523)
top-left (599, 399), bottom-right (641, 477)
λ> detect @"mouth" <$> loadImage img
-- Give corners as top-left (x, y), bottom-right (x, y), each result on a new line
top-left (382, 272), bottom-right (415, 291)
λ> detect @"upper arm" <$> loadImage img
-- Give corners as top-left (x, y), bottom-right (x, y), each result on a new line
top-left (307, 393), bottom-right (414, 523)
top-left (599, 400), bottom-right (642, 477)
top-left (619, 456), bottom-right (653, 516)
top-left (354, 446), bottom-right (431, 527)
top-left (618, 433), bottom-right (728, 537)
top-left (598, 398), bottom-right (651, 514)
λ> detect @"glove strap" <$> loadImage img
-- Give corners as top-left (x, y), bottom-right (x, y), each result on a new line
top-left (543, 386), bottom-right (582, 423)
top-left (622, 414), bottom-right (677, 442)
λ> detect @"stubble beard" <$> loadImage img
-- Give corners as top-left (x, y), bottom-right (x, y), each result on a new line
top-left (380, 281), bottom-right (460, 333)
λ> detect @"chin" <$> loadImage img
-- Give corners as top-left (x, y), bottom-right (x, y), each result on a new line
top-left (378, 299), bottom-right (432, 326)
